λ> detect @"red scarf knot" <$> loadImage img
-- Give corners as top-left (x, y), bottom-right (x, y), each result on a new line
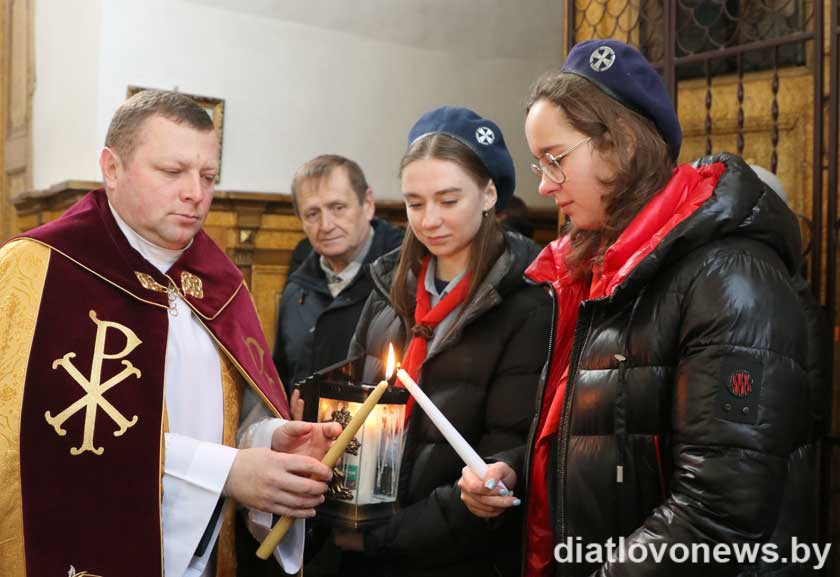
top-left (411, 323), bottom-right (435, 340)
top-left (397, 255), bottom-right (472, 422)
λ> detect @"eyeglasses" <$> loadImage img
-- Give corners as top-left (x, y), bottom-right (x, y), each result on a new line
top-left (529, 136), bottom-right (592, 185)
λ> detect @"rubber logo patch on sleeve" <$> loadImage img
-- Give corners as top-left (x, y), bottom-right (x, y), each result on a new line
top-left (715, 358), bottom-right (763, 425)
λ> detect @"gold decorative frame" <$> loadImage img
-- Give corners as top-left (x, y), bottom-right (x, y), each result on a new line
top-left (126, 86), bottom-right (225, 182)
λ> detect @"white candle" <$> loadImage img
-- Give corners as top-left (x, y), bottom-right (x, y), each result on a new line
top-left (396, 369), bottom-right (507, 492)
top-left (357, 404), bottom-right (380, 504)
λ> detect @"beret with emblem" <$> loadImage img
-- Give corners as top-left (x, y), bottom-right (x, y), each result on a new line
top-left (562, 39), bottom-right (682, 162)
top-left (407, 106), bottom-right (516, 210)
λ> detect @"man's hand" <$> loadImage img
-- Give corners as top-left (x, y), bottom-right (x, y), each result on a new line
top-left (271, 420), bottom-right (342, 460)
top-left (223, 448), bottom-right (333, 517)
top-left (457, 461), bottom-right (520, 518)
top-left (290, 388), bottom-right (305, 421)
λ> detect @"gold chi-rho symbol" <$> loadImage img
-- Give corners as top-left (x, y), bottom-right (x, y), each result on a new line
top-left (45, 310), bottom-right (142, 455)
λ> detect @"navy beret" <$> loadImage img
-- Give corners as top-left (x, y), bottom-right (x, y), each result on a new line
top-left (407, 106), bottom-right (516, 210)
top-left (563, 39), bottom-right (682, 162)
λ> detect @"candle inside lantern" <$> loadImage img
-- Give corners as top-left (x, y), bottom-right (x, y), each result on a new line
top-left (256, 344), bottom-right (396, 559)
top-left (395, 368), bottom-right (507, 492)
top-left (356, 404), bottom-right (379, 503)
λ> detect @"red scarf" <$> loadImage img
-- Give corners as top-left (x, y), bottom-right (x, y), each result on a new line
top-left (399, 255), bottom-right (471, 419)
top-left (522, 163), bottom-right (723, 577)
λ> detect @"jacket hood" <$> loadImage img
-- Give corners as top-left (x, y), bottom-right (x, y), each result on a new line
top-left (528, 153), bottom-right (802, 304)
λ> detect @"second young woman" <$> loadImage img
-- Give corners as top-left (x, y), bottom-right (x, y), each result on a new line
top-left (337, 106), bottom-right (552, 576)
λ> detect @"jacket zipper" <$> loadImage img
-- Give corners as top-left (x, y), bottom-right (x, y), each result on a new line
top-left (521, 280), bottom-right (556, 495)
top-left (654, 434), bottom-right (666, 500)
top-left (556, 304), bottom-right (595, 566)
top-left (518, 279), bottom-right (556, 577)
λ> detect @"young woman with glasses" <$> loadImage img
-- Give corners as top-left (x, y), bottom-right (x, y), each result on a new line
top-left (458, 39), bottom-right (819, 577)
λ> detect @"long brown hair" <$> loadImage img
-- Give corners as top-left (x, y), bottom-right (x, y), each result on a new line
top-left (527, 71), bottom-right (675, 280)
top-left (390, 133), bottom-right (505, 323)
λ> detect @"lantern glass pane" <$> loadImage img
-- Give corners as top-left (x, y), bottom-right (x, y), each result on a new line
top-left (318, 398), bottom-right (406, 505)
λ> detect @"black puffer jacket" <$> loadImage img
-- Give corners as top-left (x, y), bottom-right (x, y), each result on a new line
top-left (273, 218), bottom-right (403, 393)
top-left (522, 154), bottom-right (823, 577)
top-left (349, 232), bottom-right (552, 577)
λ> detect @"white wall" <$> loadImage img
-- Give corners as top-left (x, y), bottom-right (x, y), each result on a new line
top-left (34, 0), bottom-right (560, 207)
top-left (33, 0), bottom-right (102, 189)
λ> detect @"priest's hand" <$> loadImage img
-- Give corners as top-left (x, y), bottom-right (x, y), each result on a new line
top-left (224, 449), bottom-right (333, 517)
top-left (457, 461), bottom-right (520, 518)
top-left (290, 388), bottom-right (305, 421)
top-left (271, 420), bottom-right (342, 460)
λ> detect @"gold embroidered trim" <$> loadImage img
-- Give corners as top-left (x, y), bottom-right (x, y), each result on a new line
top-left (173, 279), bottom-right (244, 322)
top-left (0, 239), bottom-right (51, 577)
top-left (18, 238), bottom-right (169, 311)
top-left (180, 271), bottom-right (204, 299)
top-left (135, 272), bottom-right (168, 294)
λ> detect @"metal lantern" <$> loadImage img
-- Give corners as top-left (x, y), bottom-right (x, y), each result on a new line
top-left (295, 356), bottom-right (408, 529)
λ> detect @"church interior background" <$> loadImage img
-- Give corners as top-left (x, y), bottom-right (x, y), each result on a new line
top-left (1, 0), bottom-right (838, 572)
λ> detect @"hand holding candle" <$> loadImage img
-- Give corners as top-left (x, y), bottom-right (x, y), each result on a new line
top-left (395, 368), bottom-right (508, 494)
top-left (256, 345), bottom-right (397, 559)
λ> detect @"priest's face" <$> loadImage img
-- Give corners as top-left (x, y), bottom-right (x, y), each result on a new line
top-left (100, 115), bottom-right (219, 250)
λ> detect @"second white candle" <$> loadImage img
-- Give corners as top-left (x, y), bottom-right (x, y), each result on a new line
top-left (395, 368), bottom-right (507, 491)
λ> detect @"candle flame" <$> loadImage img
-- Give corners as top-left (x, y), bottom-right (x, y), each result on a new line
top-left (385, 343), bottom-right (396, 379)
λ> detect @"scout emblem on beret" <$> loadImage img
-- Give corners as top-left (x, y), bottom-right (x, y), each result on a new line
top-left (589, 45), bottom-right (616, 72)
top-left (475, 126), bottom-right (495, 145)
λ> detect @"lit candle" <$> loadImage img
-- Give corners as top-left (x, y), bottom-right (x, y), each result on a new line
top-left (256, 344), bottom-right (397, 559)
top-left (396, 368), bottom-right (507, 492)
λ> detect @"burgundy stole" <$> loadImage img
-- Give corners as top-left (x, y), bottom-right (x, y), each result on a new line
top-left (15, 189), bottom-right (289, 576)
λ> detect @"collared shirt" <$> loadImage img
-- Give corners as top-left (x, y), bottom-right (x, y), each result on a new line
top-left (319, 226), bottom-right (375, 297)
top-left (108, 204), bottom-right (303, 576)
top-left (423, 257), bottom-right (467, 355)
top-left (108, 203), bottom-right (231, 577)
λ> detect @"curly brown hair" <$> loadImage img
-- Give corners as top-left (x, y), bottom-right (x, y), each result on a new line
top-left (527, 71), bottom-right (675, 280)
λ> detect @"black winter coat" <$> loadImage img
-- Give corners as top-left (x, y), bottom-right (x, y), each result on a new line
top-left (349, 232), bottom-right (552, 577)
top-left (272, 218), bottom-right (403, 394)
top-left (521, 154), bottom-right (825, 577)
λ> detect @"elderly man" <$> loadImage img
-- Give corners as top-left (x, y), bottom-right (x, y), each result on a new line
top-left (0, 90), bottom-right (339, 577)
top-left (273, 155), bottom-right (402, 393)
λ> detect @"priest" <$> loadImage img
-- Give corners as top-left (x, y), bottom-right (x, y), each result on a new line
top-left (0, 89), bottom-right (340, 577)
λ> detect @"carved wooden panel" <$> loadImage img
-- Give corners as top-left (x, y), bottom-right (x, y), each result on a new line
top-left (251, 264), bottom-right (289, 353)
top-left (0, 0), bottom-right (7, 239)
top-left (8, 0), bottom-right (26, 132)
top-left (2, 0), bottom-right (32, 238)
top-left (678, 68), bottom-right (814, 245)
